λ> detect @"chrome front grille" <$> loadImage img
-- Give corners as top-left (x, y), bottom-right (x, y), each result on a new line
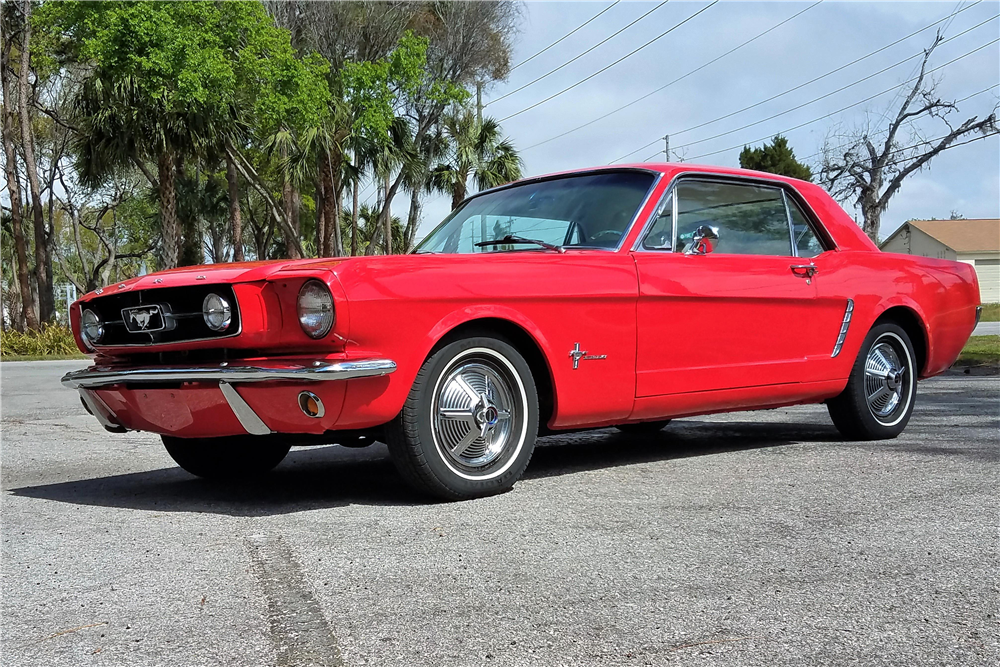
top-left (83, 284), bottom-right (240, 347)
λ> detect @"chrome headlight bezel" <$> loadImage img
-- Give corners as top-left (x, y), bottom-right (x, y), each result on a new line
top-left (202, 292), bottom-right (233, 332)
top-left (297, 280), bottom-right (335, 339)
top-left (80, 308), bottom-right (103, 348)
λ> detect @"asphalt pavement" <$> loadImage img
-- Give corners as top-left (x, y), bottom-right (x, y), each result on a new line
top-left (1, 360), bottom-right (997, 667)
top-left (973, 321), bottom-right (999, 336)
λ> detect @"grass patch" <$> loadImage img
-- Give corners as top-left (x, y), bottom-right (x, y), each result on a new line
top-left (1, 325), bottom-right (83, 358)
top-left (979, 303), bottom-right (1000, 322)
top-left (956, 335), bottom-right (1000, 367)
top-left (1, 354), bottom-right (89, 362)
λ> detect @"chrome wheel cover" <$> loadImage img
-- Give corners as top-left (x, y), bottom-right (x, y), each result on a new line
top-left (864, 338), bottom-right (908, 424)
top-left (432, 353), bottom-right (522, 475)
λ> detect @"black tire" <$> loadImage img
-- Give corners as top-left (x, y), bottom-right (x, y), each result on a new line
top-left (385, 336), bottom-right (539, 500)
top-left (828, 322), bottom-right (917, 440)
top-left (615, 420), bottom-right (671, 434)
top-left (161, 435), bottom-right (291, 479)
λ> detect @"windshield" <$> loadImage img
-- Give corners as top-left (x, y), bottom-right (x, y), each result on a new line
top-left (416, 170), bottom-right (656, 254)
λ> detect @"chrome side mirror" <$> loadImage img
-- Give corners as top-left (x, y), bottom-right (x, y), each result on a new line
top-left (684, 225), bottom-right (720, 255)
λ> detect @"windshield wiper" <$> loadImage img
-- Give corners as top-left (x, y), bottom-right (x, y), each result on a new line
top-left (474, 234), bottom-right (565, 253)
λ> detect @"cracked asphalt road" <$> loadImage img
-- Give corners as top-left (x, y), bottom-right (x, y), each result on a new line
top-left (2, 360), bottom-right (997, 666)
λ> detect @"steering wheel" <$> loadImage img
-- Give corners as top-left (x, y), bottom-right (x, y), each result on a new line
top-left (589, 229), bottom-right (623, 246)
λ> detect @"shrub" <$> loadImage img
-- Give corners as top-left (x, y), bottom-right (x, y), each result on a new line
top-left (0, 325), bottom-right (83, 357)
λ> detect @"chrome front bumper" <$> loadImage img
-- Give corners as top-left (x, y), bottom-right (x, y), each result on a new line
top-left (63, 359), bottom-right (396, 436)
top-left (61, 359), bottom-right (396, 389)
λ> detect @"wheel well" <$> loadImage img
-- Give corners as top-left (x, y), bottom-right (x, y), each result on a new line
top-left (433, 318), bottom-right (555, 428)
top-left (875, 306), bottom-right (928, 376)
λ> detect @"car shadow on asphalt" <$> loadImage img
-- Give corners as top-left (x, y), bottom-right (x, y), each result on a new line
top-left (6, 420), bottom-right (844, 517)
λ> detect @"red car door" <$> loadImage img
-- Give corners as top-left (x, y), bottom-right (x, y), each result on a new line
top-left (632, 178), bottom-right (843, 399)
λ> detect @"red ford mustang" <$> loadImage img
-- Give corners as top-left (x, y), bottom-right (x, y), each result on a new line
top-left (63, 164), bottom-right (981, 499)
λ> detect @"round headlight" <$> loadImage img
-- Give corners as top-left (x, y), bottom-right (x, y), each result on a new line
top-left (297, 280), bottom-right (334, 339)
top-left (202, 293), bottom-right (232, 332)
top-left (80, 309), bottom-right (103, 347)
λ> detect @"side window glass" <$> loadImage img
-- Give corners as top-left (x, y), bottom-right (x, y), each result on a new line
top-left (641, 190), bottom-right (673, 250)
top-left (675, 181), bottom-right (792, 256)
top-left (786, 198), bottom-right (824, 258)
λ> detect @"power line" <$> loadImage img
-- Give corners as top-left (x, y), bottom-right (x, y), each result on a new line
top-left (611, 0), bottom-right (984, 163)
top-left (498, 2), bottom-right (719, 123)
top-left (669, 13), bottom-right (997, 152)
top-left (680, 38), bottom-right (999, 162)
top-left (875, 0), bottom-right (969, 131)
top-left (614, 9), bottom-right (995, 163)
top-left (510, 1), bottom-right (621, 73)
top-left (522, 0), bottom-right (824, 152)
top-left (799, 83), bottom-right (999, 162)
top-left (487, 1), bottom-right (669, 107)
top-left (638, 83), bottom-right (1000, 163)
top-left (868, 128), bottom-right (998, 165)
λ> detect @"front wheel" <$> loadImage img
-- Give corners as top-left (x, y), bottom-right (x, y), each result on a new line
top-left (162, 435), bottom-right (291, 479)
top-left (827, 323), bottom-right (917, 440)
top-left (386, 336), bottom-right (538, 500)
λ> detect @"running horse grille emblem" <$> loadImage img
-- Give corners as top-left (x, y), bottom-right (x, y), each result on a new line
top-left (121, 305), bottom-right (165, 333)
top-left (131, 310), bottom-right (152, 329)
top-left (569, 342), bottom-right (607, 370)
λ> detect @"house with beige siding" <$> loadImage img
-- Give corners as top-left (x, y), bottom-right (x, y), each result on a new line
top-left (880, 219), bottom-right (1000, 303)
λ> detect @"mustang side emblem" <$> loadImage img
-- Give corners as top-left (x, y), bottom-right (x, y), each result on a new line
top-left (569, 342), bottom-right (607, 370)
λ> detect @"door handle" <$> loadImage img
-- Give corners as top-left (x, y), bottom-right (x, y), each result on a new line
top-left (790, 264), bottom-right (818, 278)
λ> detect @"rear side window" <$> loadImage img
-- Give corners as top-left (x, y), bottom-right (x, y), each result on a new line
top-left (786, 197), bottom-right (824, 258)
top-left (675, 181), bottom-right (792, 256)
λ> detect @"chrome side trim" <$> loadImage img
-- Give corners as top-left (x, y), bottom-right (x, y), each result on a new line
top-left (61, 358), bottom-right (397, 389)
top-left (832, 299), bottom-right (854, 357)
top-left (219, 381), bottom-right (271, 435)
top-left (781, 189), bottom-right (798, 258)
top-left (975, 305), bottom-right (983, 326)
top-left (632, 181), bottom-right (675, 252)
top-left (79, 389), bottom-right (125, 431)
top-left (612, 171), bottom-right (664, 253)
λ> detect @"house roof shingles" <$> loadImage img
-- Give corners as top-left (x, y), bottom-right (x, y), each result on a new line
top-left (906, 219), bottom-right (1000, 253)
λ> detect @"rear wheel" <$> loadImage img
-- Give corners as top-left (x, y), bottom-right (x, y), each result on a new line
top-left (615, 420), bottom-right (671, 434)
top-left (828, 323), bottom-right (917, 440)
top-left (386, 336), bottom-right (538, 500)
top-left (161, 435), bottom-right (290, 479)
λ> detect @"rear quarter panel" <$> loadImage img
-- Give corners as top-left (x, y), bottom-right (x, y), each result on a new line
top-left (817, 250), bottom-right (979, 379)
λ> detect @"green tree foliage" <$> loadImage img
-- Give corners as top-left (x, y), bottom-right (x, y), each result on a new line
top-left (35, 0), bottom-right (331, 267)
top-left (739, 135), bottom-right (813, 181)
top-left (432, 110), bottom-right (524, 211)
top-left (3, 1), bottom-right (521, 332)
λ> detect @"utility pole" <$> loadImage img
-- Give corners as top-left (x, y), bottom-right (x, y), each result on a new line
top-left (664, 134), bottom-right (670, 162)
top-left (476, 81), bottom-right (483, 127)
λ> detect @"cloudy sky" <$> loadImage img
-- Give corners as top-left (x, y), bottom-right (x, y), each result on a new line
top-left (401, 0), bottom-right (999, 243)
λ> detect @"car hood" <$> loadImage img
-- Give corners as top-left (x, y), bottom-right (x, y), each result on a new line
top-left (76, 258), bottom-right (357, 300)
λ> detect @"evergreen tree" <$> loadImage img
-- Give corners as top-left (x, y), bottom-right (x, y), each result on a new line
top-left (739, 135), bottom-right (813, 181)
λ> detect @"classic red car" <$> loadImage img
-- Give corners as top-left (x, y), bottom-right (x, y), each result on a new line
top-left (63, 164), bottom-right (981, 499)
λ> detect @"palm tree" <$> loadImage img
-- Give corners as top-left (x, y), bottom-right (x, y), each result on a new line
top-left (432, 110), bottom-right (523, 212)
top-left (343, 204), bottom-right (404, 255)
top-left (73, 73), bottom-right (195, 269)
top-left (397, 123), bottom-right (448, 252)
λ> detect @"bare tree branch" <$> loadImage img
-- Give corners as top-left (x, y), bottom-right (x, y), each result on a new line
top-left (818, 33), bottom-right (999, 242)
